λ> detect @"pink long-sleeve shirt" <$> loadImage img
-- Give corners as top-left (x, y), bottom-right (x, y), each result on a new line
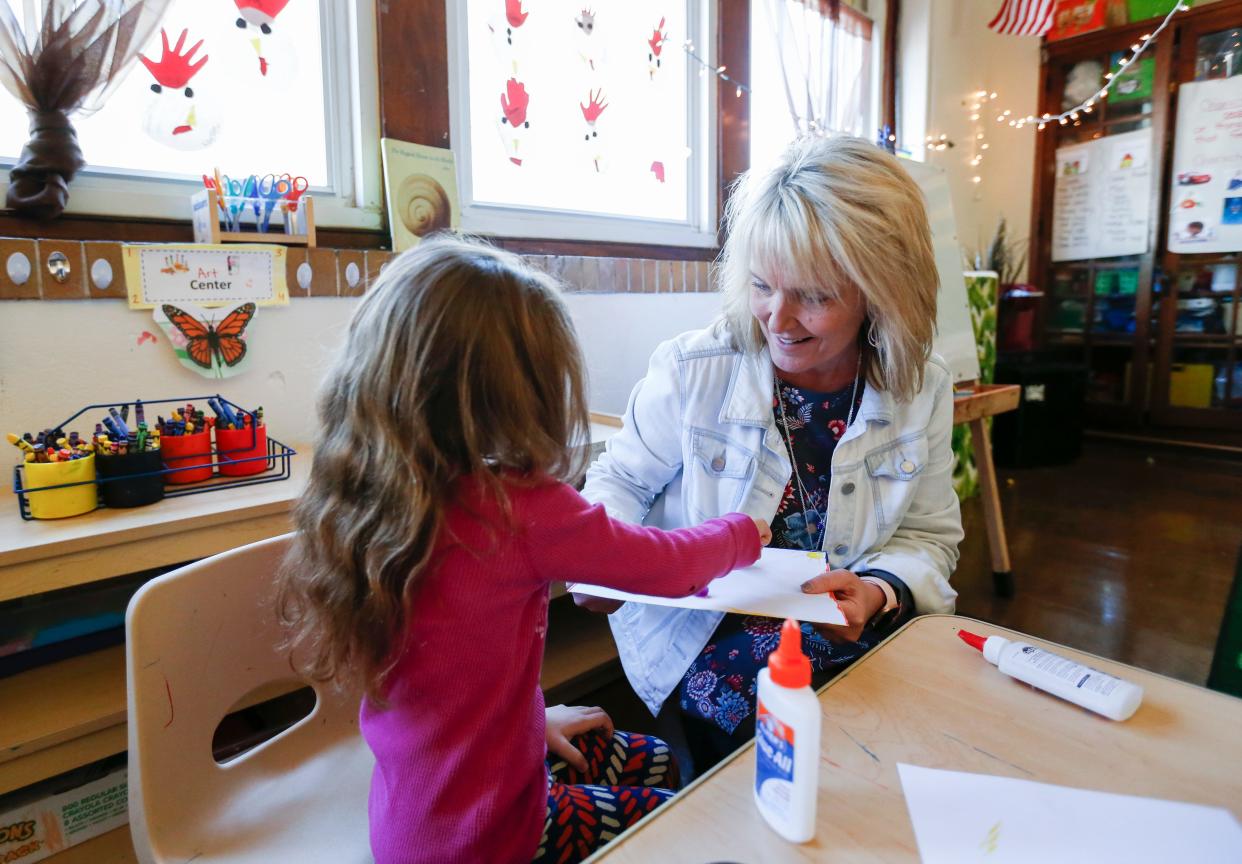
top-left (359, 476), bottom-right (761, 864)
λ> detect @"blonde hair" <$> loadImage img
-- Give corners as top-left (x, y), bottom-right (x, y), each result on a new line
top-left (278, 235), bottom-right (590, 703)
top-left (719, 135), bottom-right (938, 402)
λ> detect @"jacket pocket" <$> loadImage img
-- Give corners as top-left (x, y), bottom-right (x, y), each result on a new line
top-left (687, 428), bottom-right (756, 520)
top-left (865, 434), bottom-right (928, 530)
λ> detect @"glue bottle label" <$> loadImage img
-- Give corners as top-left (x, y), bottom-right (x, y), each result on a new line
top-left (755, 699), bottom-right (795, 812)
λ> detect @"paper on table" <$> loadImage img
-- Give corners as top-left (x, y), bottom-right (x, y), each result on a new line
top-left (569, 547), bottom-right (847, 626)
top-left (897, 763), bottom-right (1242, 864)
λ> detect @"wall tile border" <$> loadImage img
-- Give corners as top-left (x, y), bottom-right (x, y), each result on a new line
top-left (0, 237), bottom-right (718, 301)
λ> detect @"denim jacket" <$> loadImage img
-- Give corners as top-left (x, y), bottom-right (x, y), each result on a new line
top-left (579, 322), bottom-right (962, 716)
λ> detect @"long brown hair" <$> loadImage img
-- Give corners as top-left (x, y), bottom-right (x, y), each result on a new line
top-left (278, 235), bottom-right (590, 702)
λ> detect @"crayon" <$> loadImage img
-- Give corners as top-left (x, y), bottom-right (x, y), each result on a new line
top-left (135, 400), bottom-right (146, 425)
top-left (107, 407), bottom-right (130, 439)
top-left (7, 432), bottom-right (35, 454)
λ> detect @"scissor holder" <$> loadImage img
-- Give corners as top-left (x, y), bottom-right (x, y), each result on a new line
top-left (191, 189), bottom-right (317, 247)
top-left (11, 395), bottom-right (298, 521)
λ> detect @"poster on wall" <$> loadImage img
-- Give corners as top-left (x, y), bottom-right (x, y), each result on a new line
top-left (1051, 127), bottom-right (1153, 262)
top-left (123, 244), bottom-right (288, 309)
top-left (1167, 76), bottom-right (1242, 254)
top-left (382, 139), bottom-right (461, 252)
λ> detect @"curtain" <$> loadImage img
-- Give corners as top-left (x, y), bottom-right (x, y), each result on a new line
top-left (0, 0), bottom-right (170, 219)
top-left (765, 0), bottom-right (873, 139)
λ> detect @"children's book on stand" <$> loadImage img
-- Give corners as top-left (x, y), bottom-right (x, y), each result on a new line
top-left (193, 170), bottom-right (316, 247)
top-left (8, 396), bottom-right (296, 521)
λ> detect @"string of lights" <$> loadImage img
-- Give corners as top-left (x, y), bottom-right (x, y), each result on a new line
top-left (1014, 1), bottom-right (1189, 130)
top-left (682, 39), bottom-right (751, 98)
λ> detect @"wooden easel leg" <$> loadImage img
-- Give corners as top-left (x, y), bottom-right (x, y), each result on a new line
top-left (969, 417), bottom-right (1014, 598)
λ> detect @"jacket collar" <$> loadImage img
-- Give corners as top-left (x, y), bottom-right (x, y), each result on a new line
top-left (719, 347), bottom-right (894, 428)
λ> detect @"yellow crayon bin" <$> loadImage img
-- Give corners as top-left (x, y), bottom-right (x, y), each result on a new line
top-left (23, 454), bottom-right (98, 519)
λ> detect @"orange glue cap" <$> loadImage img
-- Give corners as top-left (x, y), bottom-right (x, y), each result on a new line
top-left (768, 618), bottom-right (811, 688)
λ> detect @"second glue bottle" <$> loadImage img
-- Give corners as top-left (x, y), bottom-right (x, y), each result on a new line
top-left (754, 618), bottom-right (820, 843)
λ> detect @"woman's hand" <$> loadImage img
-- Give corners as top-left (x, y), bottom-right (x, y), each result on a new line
top-left (545, 704), bottom-right (614, 772)
top-left (752, 517), bottom-right (773, 546)
top-left (800, 569), bottom-right (885, 643)
top-left (571, 592), bottom-right (624, 614)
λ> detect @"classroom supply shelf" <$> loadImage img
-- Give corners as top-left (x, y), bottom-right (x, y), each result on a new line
top-left (10, 395), bottom-right (297, 522)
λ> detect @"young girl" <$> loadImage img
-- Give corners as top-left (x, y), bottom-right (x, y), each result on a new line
top-left (278, 236), bottom-right (770, 864)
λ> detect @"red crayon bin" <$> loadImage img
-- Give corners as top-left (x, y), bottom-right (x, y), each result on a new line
top-left (215, 424), bottom-right (268, 476)
top-left (161, 428), bottom-right (214, 484)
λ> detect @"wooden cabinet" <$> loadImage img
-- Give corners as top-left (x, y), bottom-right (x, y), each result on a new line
top-left (1028, 0), bottom-right (1242, 433)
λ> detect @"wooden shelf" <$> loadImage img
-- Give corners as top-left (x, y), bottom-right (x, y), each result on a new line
top-left (0, 456), bottom-right (310, 603)
top-left (0, 647), bottom-right (126, 795)
top-left (46, 826), bottom-right (135, 864)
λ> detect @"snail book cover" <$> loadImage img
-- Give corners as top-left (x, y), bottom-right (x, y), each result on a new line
top-left (381, 138), bottom-right (461, 251)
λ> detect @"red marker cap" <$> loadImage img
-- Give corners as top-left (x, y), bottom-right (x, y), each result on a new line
top-left (768, 618), bottom-right (811, 688)
top-left (958, 629), bottom-right (987, 651)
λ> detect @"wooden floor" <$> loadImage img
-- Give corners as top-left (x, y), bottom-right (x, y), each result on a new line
top-left (955, 440), bottom-right (1242, 686)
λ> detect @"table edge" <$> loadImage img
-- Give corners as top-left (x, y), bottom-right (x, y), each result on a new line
top-left (585, 613), bottom-right (1242, 859)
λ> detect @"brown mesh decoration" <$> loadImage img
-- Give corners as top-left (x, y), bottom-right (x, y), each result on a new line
top-left (0, 0), bottom-right (172, 220)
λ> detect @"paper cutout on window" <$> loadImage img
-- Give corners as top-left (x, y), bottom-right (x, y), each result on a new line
top-left (650, 161), bottom-right (665, 183)
top-left (233, 0), bottom-right (299, 88)
top-left (498, 78), bottom-right (531, 166)
top-left (154, 300), bottom-right (257, 380)
top-left (580, 89), bottom-right (609, 173)
top-left (488, 0), bottom-right (530, 75)
top-left (575, 7), bottom-right (605, 72)
top-left (647, 16), bottom-right (666, 81)
top-left (139, 29), bottom-right (220, 151)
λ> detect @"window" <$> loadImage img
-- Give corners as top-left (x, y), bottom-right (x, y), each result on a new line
top-left (0, 0), bottom-right (380, 228)
top-left (750, 0), bottom-right (877, 170)
top-left (448, 0), bottom-right (717, 247)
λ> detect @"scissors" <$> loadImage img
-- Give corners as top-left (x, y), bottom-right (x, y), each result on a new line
top-left (255, 173), bottom-right (293, 232)
top-left (281, 174), bottom-right (309, 212)
top-left (220, 173), bottom-right (257, 232)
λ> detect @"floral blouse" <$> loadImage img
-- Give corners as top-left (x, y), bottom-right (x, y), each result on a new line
top-left (678, 377), bottom-right (871, 735)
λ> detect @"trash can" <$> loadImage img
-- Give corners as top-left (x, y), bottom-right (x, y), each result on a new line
top-left (991, 354), bottom-right (1087, 468)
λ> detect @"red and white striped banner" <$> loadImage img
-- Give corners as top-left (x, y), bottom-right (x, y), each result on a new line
top-left (988, 0), bottom-right (1055, 36)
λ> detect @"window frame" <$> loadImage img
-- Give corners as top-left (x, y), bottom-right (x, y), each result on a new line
top-left (445, 0), bottom-right (719, 248)
top-left (0, 0), bottom-right (383, 231)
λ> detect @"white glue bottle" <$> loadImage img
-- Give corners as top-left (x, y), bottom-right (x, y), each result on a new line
top-left (958, 630), bottom-right (1143, 721)
top-left (754, 618), bottom-right (820, 842)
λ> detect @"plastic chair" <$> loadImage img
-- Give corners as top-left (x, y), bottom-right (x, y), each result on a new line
top-left (126, 533), bottom-right (375, 864)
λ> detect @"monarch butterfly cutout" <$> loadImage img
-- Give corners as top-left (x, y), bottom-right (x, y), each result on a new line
top-left (161, 302), bottom-right (256, 370)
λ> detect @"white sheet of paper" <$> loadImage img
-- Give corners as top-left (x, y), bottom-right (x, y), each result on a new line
top-left (570, 547), bottom-right (847, 625)
top-left (897, 763), bottom-right (1242, 864)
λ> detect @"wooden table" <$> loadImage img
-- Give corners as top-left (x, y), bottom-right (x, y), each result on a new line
top-left (952, 384), bottom-right (1020, 597)
top-left (590, 614), bottom-right (1242, 863)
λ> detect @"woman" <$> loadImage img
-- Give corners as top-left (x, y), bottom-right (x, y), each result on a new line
top-left (574, 135), bottom-right (963, 774)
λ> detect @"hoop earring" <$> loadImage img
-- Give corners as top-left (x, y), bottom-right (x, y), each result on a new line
top-left (867, 321), bottom-right (880, 348)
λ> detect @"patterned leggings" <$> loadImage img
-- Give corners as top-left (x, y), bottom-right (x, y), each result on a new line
top-left (532, 729), bottom-right (680, 864)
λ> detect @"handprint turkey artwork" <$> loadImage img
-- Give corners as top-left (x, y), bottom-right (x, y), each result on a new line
top-left (138, 29), bottom-right (220, 150)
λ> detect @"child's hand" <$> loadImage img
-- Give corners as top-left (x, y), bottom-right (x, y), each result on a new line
top-left (545, 704), bottom-right (614, 772)
top-left (752, 517), bottom-right (773, 546)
